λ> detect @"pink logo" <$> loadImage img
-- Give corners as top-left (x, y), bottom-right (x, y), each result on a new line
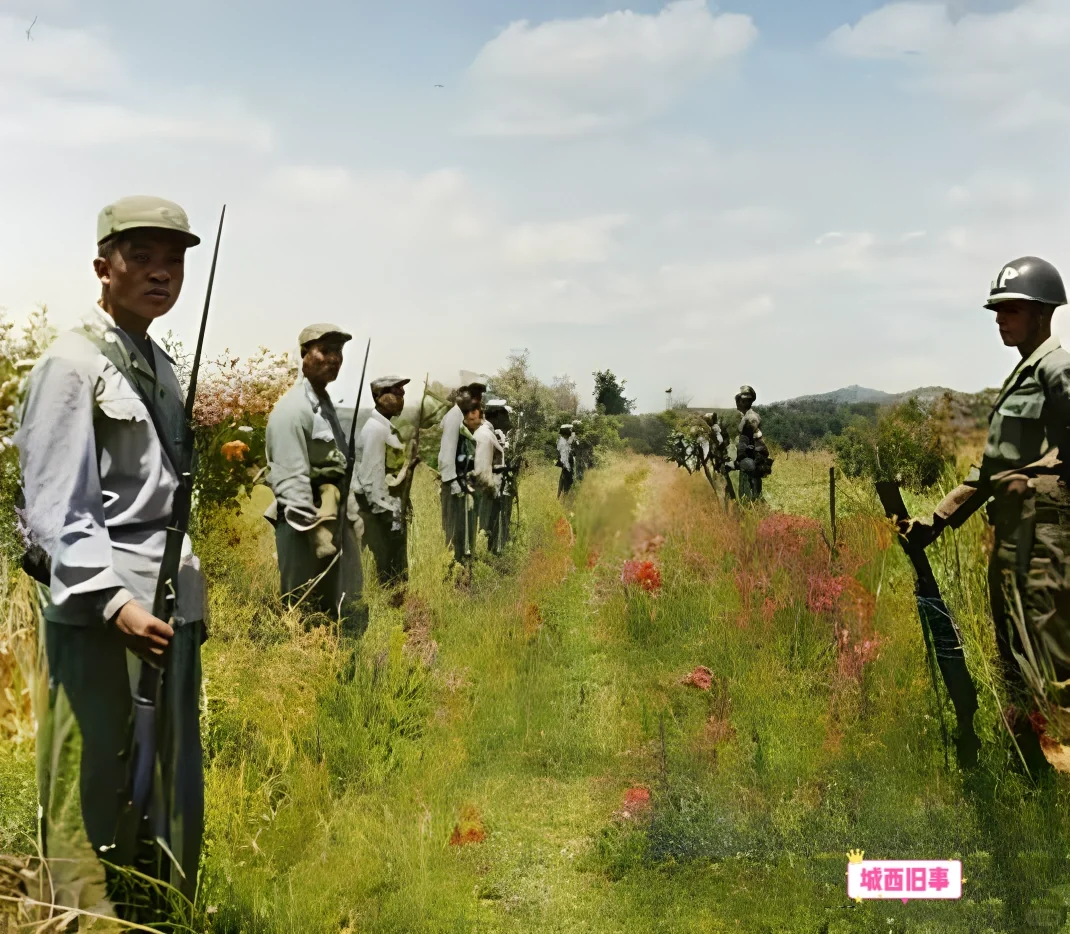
top-left (846, 858), bottom-right (961, 902)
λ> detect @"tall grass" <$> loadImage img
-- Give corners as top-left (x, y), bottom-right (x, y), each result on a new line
top-left (5, 453), bottom-right (1070, 931)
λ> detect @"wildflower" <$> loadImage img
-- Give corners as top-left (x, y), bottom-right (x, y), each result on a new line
top-left (617, 786), bottom-right (652, 820)
top-left (621, 559), bottom-right (661, 592)
top-left (221, 440), bottom-right (250, 462)
top-left (448, 805), bottom-right (486, 846)
top-left (681, 665), bottom-right (714, 691)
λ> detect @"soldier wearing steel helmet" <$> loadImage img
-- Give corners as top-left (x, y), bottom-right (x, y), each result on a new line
top-left (15, 196), bottom-right (208, 917)
top-left (902, 256), bottom-right (1070, 775)
top-left (730, 385), bottom-right (772, 501)
top-left (264, 323), bottom-right (367, 636)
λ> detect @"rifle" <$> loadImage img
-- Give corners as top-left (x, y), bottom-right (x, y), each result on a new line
top-left (332, 339), bottom-right (371, 612)
top-left (127, 205), bottom-right (225, 870)
top-left (876, 481), bottom-right (980, 769)
top-left (397, 373), bottom-right (429, 523)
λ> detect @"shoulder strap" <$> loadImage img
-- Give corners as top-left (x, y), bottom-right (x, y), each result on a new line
top-left (75, 326), bottom-right (184, 474)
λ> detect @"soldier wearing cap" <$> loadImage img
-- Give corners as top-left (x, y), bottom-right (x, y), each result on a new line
top-left (730, 385), bottom-right (771, 501)
top-left (557, 424), bottom-right (575, 497)
top-left (355, 376), bottom-right (419, 590)
top-left (903, 256), bottom-right (1070, 775)
top-left (483, 400), bottom-right (516, 553)
top-left (264, 323), bottom-right (366, 635)
top-left (15, 195), bottom-right (207, 916)
top-left (472, 400), bottom-right (506, 553)
top-left (438, 380), bottom-right (485, 563)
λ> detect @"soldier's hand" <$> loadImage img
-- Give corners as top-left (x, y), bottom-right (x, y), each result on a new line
top-left (896, 516), bottom-right (941, 549)
top-left (450, 480), bottom-right (463, 496)
top-left (114, 601), bottom-right (173, 661)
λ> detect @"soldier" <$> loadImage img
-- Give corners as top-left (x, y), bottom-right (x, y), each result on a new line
top-left (473, 400), bottom-right (506, 553)
top-left (731, 386), bottom-right (771, 501)
top-left (16, 196), bottom-right (207, 917)
top-left (355, 376), bottom-right (419, 593)
top-left (437, 380), bottom-right (485, 562)
top-left (264, 324), bottom-right (366, 636)
top-left (557, 424), bottom-right (575, 497)
top-left (484, 400), bottom-right (516, 553)
top-left (903, 257), bottom-right (1070, 775)
top-left (451, 398), bottom-right (482, 562)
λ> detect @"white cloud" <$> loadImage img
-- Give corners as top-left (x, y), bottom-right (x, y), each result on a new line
top-left (826, 1), bottom-right (1070, 130)
top-left (0, 14), bottom-right (271, 149)
top-left (466, 0), bottom-right (757, 136)
top-left (502, 214), bottom-right (629, 266)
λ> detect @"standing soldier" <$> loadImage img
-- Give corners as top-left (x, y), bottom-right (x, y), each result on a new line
top-left (437, 381), bottom-right (485, 562)
top-left (903, 257), bottom-right (1070, 775)
top-left (473, 401), bottom-right (505, 553)
top-left (557, 424), bottom-right (575, 497)
top-left (264, 324), bottom-right (366, 636)
top-left (485, 400), bottom-right (516, 552)
top-left (355, 376), bottom-right (418, 594)
top-left (731, 385), bottom-right (771, 501)
top-left (16, 196), bottom-right (207, 918)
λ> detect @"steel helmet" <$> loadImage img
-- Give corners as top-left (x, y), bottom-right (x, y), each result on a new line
top-left (985, 256), bottom-right (1067, 310)
top-left (736, 385), bottom-right (756, 402)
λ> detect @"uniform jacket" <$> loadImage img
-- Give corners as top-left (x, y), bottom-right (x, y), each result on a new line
top-left (16, 305), bottom-right (204, 626)
top-left (356, 408), bottom-right (404, 516)
top-left (438, 404), bottom-right (463, 483)
top-left (557, 435), bottom-right (573, 471)
top-left (265, 376), bottom-right (359, 531)
top-left (473, 421), bottom-right (504, 493)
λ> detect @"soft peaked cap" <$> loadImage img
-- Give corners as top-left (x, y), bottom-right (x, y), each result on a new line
top-left (97, 195), bottom-right (200, 247)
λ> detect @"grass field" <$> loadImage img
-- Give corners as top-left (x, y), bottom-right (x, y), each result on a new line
top-left (4, 450), bottom-right (1070, 932)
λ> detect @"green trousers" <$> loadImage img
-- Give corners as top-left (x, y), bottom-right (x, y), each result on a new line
top-left (738, 471), bottom-right (762, 501)
top-left (34, 592), bottom-right (204, 923)
top-left (360, 508), bottom-right (408, 585)
top-left (276, 520), bottom-right (367, 638)
top-left (440, 485), bottom-right (475, 563)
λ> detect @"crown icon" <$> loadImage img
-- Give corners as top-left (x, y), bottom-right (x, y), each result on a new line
top-left (847, 849), bottom-right (865, 864)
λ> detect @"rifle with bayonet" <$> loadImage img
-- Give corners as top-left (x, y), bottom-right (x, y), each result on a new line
top-left (876, 480), bottom-right (980, 769)
top-left (124, 205), bottom-right (226, 879)
top-left (332, 339), bottom-right (371, 615)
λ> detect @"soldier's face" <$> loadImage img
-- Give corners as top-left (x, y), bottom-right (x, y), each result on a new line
top-left (94, 232), bottom-right (186, 321)
top-left (995, 300), bottom-right (1048, 348)
top-left (376, 387), bottom-right (405, 417)
top-left (464, 409), bottom-right (482, 433)
top-left (302, 341), bottom-right (344, 386)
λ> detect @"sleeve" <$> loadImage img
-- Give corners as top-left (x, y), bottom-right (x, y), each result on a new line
top-left (473, 431), bottom-right (495, 488)
top-left (16, 355), bottom-right (131, 622)
top-left (438, 408), bottom-right (460, 482)
top-left (358, 422), bottom-right (400, 514)
top-left (265, 402), bottom-right (320, 531)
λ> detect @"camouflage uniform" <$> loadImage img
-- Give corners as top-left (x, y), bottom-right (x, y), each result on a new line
top-left (734, 388), bottom-right (768, 501)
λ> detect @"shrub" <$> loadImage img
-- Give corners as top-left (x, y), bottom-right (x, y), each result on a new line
top-left (832, 396), bottom-right (954, 492)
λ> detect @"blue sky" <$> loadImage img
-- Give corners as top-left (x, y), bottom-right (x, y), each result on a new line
top-left (1, 0), bottom-right (1068, 410)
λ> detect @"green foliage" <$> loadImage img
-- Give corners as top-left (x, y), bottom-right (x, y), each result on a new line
top-left (832, 396), bottom-right (955, 492)
top-left (0, 306), bottom-right (56, 568)
top-left (755, 399), bottom-right (881, 452)
top-left (618, 410), bottom-right (689, 456)
top-left (593, 369), bottom-right (636, 415)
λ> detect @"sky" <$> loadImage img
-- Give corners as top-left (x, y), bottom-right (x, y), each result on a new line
top-left (1, 0), bottom-right (1069, 410)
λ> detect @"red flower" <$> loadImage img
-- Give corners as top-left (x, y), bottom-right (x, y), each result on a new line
top-left (622, 559), bottom-right (661, 592)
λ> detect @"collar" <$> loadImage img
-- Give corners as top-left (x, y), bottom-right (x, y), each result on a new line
top-left (460, 424), bottom-right (475, 441)
top-left (995, 334), bottom-right (1063, 408)
top-left (85, 303), bottom-right (175, 365)
top-left (299, 375), bottom-right (334, 413)
top-left (370, 408), bottom-right (395, 430)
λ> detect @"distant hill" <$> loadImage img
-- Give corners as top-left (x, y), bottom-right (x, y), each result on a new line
top-left (773, 384), bottom-right (959, 406)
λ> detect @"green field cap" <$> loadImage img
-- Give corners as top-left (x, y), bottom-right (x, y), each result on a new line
top-left (97, 195), bottom-right (200, 247)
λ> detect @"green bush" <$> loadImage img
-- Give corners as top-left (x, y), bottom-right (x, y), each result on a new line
top-left (832, 396), bottom-right (954, 492)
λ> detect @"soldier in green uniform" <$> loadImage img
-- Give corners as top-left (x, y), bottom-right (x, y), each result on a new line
top-left (264, 324), bottom-right (367, 637)
top-left (903, 256), bottom-right (1070, 774)
top-left (16, 196), bottom-right (207, 920)
top-left (731, 385), bottom-right (771, 501)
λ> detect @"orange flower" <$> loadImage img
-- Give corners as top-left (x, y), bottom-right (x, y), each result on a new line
top-left (221, 440), bottom-right (249, 462)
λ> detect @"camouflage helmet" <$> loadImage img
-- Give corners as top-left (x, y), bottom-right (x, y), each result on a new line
top-left (735, 385), bottom-right (756, 403)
